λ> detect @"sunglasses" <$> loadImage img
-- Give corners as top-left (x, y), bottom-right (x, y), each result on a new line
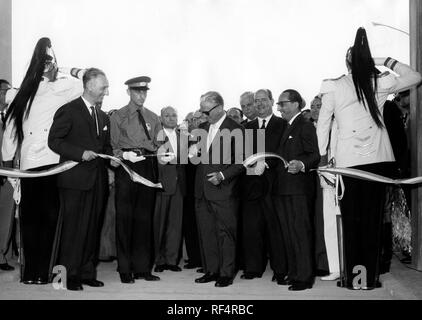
top-left (201, 104), bottom-right (220, 116)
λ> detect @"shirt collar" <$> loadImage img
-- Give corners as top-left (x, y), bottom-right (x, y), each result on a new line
top-left (258, 114), bottom-right (273, 124)
top-left (289, 112), bottom-right (301, 125)
top-left (81, 96), bottom-right (95, 112)
top-left (210, 113), bottom-right (226, 130)
top-left (128, 101), bottom-right (143, 115)
top-left (163, 127), bottom-right (176, 136)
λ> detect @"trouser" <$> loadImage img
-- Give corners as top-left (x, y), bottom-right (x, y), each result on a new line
top-left (195, 197), bottom-right (238, 278)
top-left (242, 194), bottom-right (287, 275)
top-left (57, 170), bottom-right (106, 281)
top-left (115, 159), bottom-right (156, 274)
top-left (20, 165), bottom-right (59, 281)
top-left (274, 194), bottom-right (313, 283)
top-left (340, 162), bottom-right (393, 288)
top-left (322, 187), bottom-right (340, 273)
top-left (182, 195), bottom-right (201, 266)
top-left (0, 180), bottom-right (14, 264)
top-left (154, 184), bottom-right (184, 266)
top-left (313, 183), bottom-right (329, 272)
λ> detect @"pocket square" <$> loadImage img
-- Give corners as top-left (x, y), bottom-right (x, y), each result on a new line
top-left (288, 136), bottom-right (293, 139)
top-left (103, 125), bottom-right (108, 131)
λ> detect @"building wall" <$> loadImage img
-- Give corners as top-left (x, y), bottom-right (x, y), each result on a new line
top-left (0, 0), bottom-right (12, 82)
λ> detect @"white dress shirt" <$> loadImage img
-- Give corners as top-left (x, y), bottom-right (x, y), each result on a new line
top-left (288, 112), bottom-right (301, 125)
top-left (258, 114), bottom-right (273, 128)
top-left (163, 127), bottom-right (178, 155)
top-left (2, 76), bottom-right (83, 170)
top-left (207, 113), bottom-right (226, 150)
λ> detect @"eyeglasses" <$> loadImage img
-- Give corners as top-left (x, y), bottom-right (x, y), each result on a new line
top-left (201, 104), bottom-right (220, 116)
top-left (276, 100), bottom-right (292, 107)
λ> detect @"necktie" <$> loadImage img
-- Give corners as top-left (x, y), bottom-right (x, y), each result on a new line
top-left (90, 106), bottom-right (99, 137)
top-left (207, 125), bottom-right (215, 150)
top-left (137, 109), bottom-right (152, 140)
top-left (260, 119), bottom-right (266, 129)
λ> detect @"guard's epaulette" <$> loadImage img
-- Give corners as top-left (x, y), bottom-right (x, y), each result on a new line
top-left (379, 71), bottom-right (391, 78)
top-left (322, 74), bottom-right (345, 82)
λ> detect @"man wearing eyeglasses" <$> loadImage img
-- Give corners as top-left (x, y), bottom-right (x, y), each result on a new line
top-left (240, 89), bottom-right (288, 284)
top-left (193, 91), bottom-right (244, 287)
top-left (272, 89), bottom-right (320, 291)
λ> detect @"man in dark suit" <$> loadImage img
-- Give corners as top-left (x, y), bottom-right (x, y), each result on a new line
top-left (48, 68), bottom-right (112, 291)
top-left (272, 89), bottom-right (320, 291)
top-left (191, 91), bottom-right (244, 287)
top-left (153, 106), bottom-right (187, 272)
top-left (240, 89), bottom-right (288, 283)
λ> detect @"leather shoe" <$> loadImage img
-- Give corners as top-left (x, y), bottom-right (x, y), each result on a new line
top-left (34, 276), bottom-right (48, 285)
top-left (81, 279), bottom-right (104, 287)
top-left (362, 281), bottom-right (382, 290)
top-left (288, 281), bottom-right (312, 291)
top-left (184, 263), bottom-right (201, 269)
top-left (67, 280), bottom-right (83, 291)
top-left (0, 263), bottom-right (14, 271)
top-left (240, 272), bottom-right (262, 280)
top-left (277, 277), bottom-right (292, 286)
top-left (272, 273), bottom-right (287, 282)
top-left (320, 272), bottom-right (340, 281)
top-left (22, 279), bottom-right (35, 285)
top-left (134, 272), bottom-right (160, 281)
top-left (196, 268), bottom-right (205, 273)
top-left (195, 273), bottom-right (219, 283)
top-left (154, 265), bottom-right (166, 272)
top-left (167, 265), bottom-right (182, 272)
top-left (215, 277), bottom-right (233, 287)
top-left (120, 273), bottom-right (134, 284)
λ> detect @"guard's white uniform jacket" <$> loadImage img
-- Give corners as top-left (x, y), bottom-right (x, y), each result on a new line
top-left (317, 61), bottom-right (422, 168)
top-left (2, 70), bottom-right (83, 170)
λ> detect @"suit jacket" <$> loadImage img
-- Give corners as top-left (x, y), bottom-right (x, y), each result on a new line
top-left (156, 129), bottom-right (187, 196)
top-left (194, 116), bottom-right (245, 201)
top-left (242, 115), bottom-right (288, 200)
top-left (273, 114), bottom-right (320, 196)
top-left (48, 97), bottom-right (112, 190)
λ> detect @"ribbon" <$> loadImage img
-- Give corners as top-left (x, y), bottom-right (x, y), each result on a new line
top-left (0, 154), bottom-right (163, 188)
top-left (243, 152), bottom-right (422, 185)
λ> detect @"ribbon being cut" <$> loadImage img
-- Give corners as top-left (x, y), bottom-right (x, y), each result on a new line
top-left (0, 154), bottom-right (164, 204)
top-left (243, 152), bottom-right (422, 185)
top-left (2, 152), bottom-right (422, 204)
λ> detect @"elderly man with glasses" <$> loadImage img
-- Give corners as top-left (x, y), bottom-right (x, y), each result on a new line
top-left (191, 91), bottom-right (244, 287)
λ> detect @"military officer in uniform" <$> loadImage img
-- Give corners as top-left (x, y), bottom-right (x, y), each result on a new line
top-left (110, 76), bottom-right (162, 284)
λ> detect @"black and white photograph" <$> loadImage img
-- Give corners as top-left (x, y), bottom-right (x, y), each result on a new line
top-left (1, 0), bottom-right (422, 314)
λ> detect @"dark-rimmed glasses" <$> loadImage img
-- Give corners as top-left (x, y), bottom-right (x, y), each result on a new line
top-left (276, 100), bottom-right (292, 107)
top-left (201, 104), bottom-right (220, 116)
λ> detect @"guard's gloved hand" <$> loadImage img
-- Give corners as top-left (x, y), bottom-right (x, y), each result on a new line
top-left (122, 151), bottom-right (146, 163)
top-left (7, 177), bottom-right (18, 188)
top-left (159, 153), bottom-right (176, 164)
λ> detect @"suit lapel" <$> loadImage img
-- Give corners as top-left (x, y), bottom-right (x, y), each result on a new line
top-left (78, 97), bottom-right (98, 139)
top-left (280, 114), bottom-right (302, 146)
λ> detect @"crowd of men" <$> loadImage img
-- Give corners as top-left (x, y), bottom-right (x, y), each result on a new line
top-left (0, 67), bottom-right (409, 292)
